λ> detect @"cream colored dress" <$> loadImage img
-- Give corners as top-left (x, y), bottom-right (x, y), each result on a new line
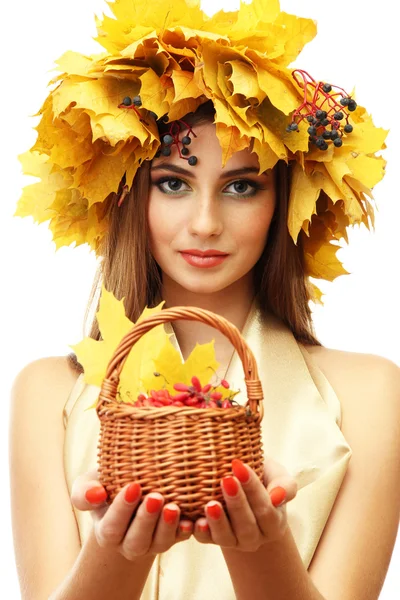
top-left (63, 298), bottom-right (352, 599)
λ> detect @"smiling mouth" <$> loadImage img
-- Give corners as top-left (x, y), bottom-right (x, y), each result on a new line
top-left (179, 252), bottom-right (229, 268)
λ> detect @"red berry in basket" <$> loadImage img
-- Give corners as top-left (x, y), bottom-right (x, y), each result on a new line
top-left (172, 391), bottom-right (190, 402)
top-left (208, 400), bottom-right (218, 408)
top-left (191, 376), bottom-right (202, 392)
top-left (222, 399), bottom-right (233, 408)
top-left (186, 396), bottom-right (201, 406)
top-left (152, 400), bottom-right (165, 407)
top-left (172, 400), bottom-right (185, 406)
top-left (174, 383), bottom-right (190, 392)
top-left (221, 379), bottom-right (230, 389)
top-left (202, 383), bottom-right (212, 394)
top-left (210, 392), bottom-right (223, 401)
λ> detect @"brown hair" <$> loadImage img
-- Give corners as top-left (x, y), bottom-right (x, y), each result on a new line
top-left (68, 101), bottom-right (321, 373)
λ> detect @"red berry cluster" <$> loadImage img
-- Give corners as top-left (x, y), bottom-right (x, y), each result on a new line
top-left (134, 375), bottom-right (238, 409)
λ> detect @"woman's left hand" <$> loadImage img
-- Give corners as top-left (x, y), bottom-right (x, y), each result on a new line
top-left (193, 457), bottom-right (297, 552)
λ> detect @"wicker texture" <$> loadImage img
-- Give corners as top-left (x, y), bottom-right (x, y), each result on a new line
top-left (96, 306), bottom-right (265, 520)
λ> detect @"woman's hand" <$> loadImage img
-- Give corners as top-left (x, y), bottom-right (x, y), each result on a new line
top-left (193, 457), bottom-right (297, 552)
top-left (71, 468), bottom-right (193, 560)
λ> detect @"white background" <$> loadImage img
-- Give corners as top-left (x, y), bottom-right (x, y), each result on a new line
top-left (1, 0), bottom-right (398, 597)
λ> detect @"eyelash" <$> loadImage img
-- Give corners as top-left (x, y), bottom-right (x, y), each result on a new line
top-left (151, 176), bottom-right (267, 198)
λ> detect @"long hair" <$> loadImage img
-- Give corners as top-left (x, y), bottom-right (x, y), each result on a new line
top-left (69, 100), bottom-right (321, 373)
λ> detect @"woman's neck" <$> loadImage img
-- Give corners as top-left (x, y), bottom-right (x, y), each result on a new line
top-left (161, 273), bottom-right (256, 367)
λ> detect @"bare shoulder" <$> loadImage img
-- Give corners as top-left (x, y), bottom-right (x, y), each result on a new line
top-left (11, 355), bottom-right (81, 416)
top-left (302, 345), bottom-right (400, 597)
top-left (301, 343), bottom-right (400, 406)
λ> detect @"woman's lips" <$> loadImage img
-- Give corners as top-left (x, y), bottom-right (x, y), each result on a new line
top-left (179, 252), bottom-right (229, 268)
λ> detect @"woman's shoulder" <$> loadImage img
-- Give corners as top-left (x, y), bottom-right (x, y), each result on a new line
top-left (11, 355), bottom-right (81, 415)
top-left (301, 344), bottom-right (400, 415)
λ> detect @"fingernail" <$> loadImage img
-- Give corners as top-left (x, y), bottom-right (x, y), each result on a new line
top-left (179, 522), bottom-right (192, 534)
top-left (146, 496), bottom-right (163, 513)
top-left (269, 487), bottom-right (287, 507)
top-left (207, 502), bottom-right (222, 520)
top-left (199, 522), bottom-right (210, 533)
top-left (85, 486), bottom-right (107, 504)
top-left (124, 482), bottom-right (141, 504)
top-left (232, 459), bottom-right (250, 483)
top-left (163, 507), bottom-right (178, 524)
top-left (222, 476), bottom-right (239, 497)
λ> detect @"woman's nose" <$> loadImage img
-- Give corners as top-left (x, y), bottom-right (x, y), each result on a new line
top-left (187, 198), bottom-right (224, 238)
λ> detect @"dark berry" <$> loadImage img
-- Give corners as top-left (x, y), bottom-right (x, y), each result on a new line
top-left (322, 83), bottom-right (332, 93)
top-left (321, 118), bottom-right (330, 126)
top-left (340, 97), bottom-right (350, 106)
top-left (322, 130), bottom-right (331, 140)
top-left (316, 110), bottom-right (327, 120)
top-left (133, 95), bottom-right (142, 106)
top-left (320, 141), bottom-right (329, 151)
top-left (188, 156), bottom-right (198, 166)
top-left (333, 111), bottom-right (344, 120)
top-left (330, 130), bottom-right (339, 140)
top-left (344, 124), bottom-right (353, 133)
top-left (162, 134), bottom-right (174, 145)
top-left (333, 138), bottom-right (343, 147)
top-left (149, 111), bottom-right (158, 119)
top-left (289, 122), bottom-right (299, 131)
top-left (307, 126), bottom-right (317, 136)
top-left (307, 115), bottom-right (315, 123)
top-left (348, 99), bottom-right (357, 111)
top-left (161, 146), bottom-right (172, 156)
top-left (182, 135), bottom-right (191, 145)
top-left (181, 147), bottom-right (189, 155)
top-left (315, 137), bottom-right (325, 148)
top-left (122, 96), bottom-right (132, 106)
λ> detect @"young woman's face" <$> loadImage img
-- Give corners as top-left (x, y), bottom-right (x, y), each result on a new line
top-left (147, 120), bottom-right (276, 296)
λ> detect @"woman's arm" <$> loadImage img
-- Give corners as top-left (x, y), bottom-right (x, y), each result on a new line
top-left (9, 357), bottom-right (155, 600)
top-left (49, 528), bottom-right (156, 600)
top-left (221, 353), bottom-right (400, 600)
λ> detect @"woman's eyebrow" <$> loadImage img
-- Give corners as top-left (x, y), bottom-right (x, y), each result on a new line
top-left (151, 163), bottom-right (267, 178)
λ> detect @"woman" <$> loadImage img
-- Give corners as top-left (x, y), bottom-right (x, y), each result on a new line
top-left (9, 1), bottom-right (400, 598)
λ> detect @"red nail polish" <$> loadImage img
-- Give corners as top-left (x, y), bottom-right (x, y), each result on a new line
top-left (232, 459), bottom-right (250, 483)
top-left (269, 487), bottom-right (287, 507)
top-left (179, 522), bottom-right (192, 533)
top-left (222, 476), bottom-right (239, 497)
top-left (163, 507), bottom-right (178, 524)
top-left (146, 496), bottom-right (163, 513)
top-left (207, 502), bottom-right (222, 520)
top-left (124, 482), bottom-right (141, 503)
top-left (85, 486), bottom-right (107, 504)
top-left (199, 522), bottom-right (210, 533)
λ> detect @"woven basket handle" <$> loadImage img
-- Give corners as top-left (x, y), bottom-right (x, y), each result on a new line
top-left (97, 306), bottom-right (264, 420)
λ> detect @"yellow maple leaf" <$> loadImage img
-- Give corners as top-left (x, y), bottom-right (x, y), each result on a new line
top-left (70, 284), bottom-right (168, 409)
top-left (70, 285), bottom-right (238, 410)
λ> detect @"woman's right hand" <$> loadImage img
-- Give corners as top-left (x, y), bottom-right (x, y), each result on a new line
top-left (71, 468), bottom-right (195, 560)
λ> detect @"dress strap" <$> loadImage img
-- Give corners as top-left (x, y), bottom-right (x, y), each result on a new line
top-left (63, 372), bottom-right (86, 429)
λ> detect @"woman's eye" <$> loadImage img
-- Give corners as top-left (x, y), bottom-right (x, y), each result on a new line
top-left (152, 177), bottom-right (263, 196)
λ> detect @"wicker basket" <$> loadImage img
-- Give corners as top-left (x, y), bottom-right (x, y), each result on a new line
top-left (96, 306), bottom-right (265, 521)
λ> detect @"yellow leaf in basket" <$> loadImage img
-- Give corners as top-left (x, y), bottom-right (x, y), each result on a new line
top-left (141, 339), bottom-right (220, 395)
top-left (70, 284), bottom-right (168, 408)
top-left (141, 338), bottom-right (236, 401)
